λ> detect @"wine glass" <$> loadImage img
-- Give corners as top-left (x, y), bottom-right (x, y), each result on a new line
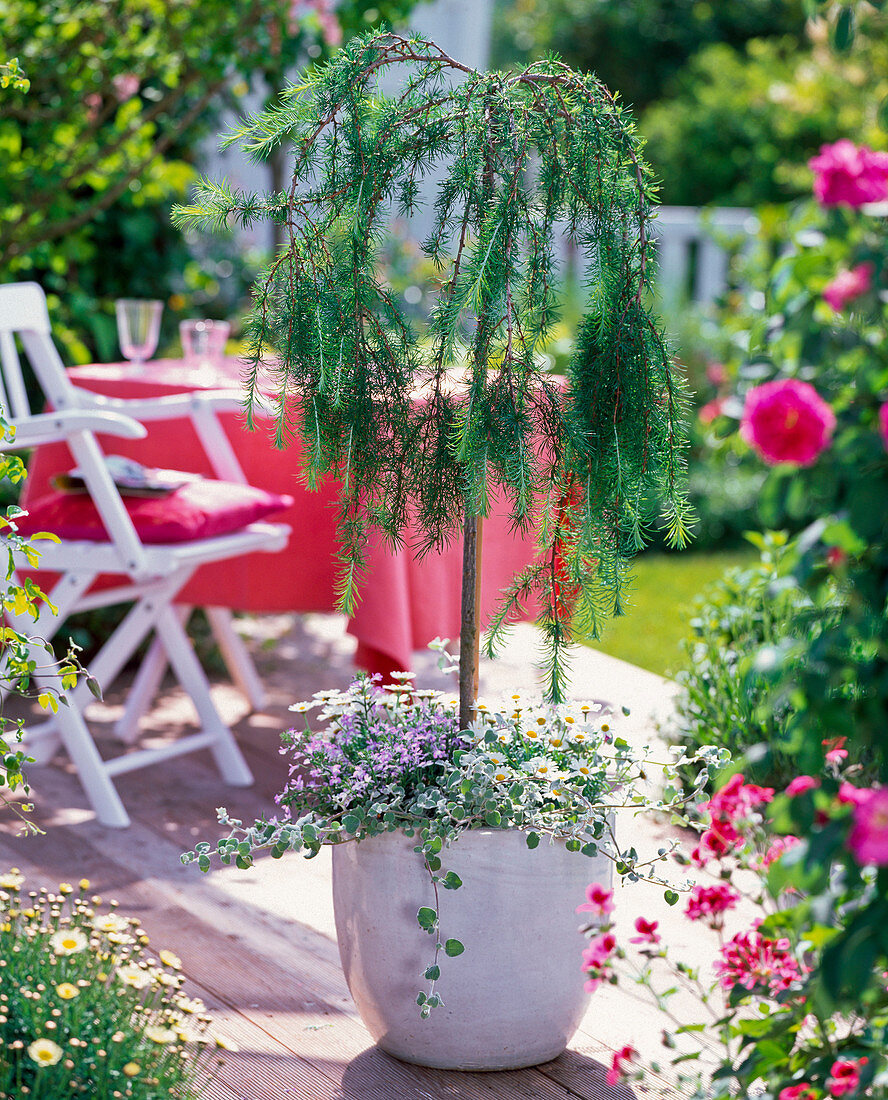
top-left (179, 319), bottom-right (231, 383)
top-left (115, 299), bottom-right (163, 371)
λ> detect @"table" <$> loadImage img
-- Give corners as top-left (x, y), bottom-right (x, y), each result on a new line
top-left (23, 359), bottom-right (542, 677)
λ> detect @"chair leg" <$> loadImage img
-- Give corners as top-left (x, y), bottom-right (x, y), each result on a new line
top-left (152, 603), bottom-right (253, 787)
top-left (31, 670), bottom-right (130, 828)
top-left (205, 606), bottom-right (267, 710)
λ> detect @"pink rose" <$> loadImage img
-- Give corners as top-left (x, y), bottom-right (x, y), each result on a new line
top-left (706, 361), bottom-right (727, 386)
top-left (740, 379), bottom-right (836, 466)
top-left (847, 788), bottom-right (888, 866)
top-left (822, 262), bottom-right (874, 311)
top-left (786, 775), bottom-right (820, 798)
top-left (809, 140), bottom-right (888, 207)
top-left (879, 404), bottom-right (888, 451)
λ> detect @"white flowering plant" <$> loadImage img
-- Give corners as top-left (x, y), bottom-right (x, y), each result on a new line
top-left (183, 655), bottom-right (715, 1013)
top-left (0, 869), bottom-right (232, 1100)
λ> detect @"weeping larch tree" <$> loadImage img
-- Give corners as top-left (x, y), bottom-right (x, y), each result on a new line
top-left (175, 32), bottom-right (692, 724)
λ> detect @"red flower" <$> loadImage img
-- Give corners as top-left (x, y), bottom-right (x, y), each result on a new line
top-left (685, 883), bottom-right (739, 925)
top-left (759, 835), bottom-right (801, 870)
top-left (827, 1057), bottom-right (868, 1098)
top-left (577, 882), bottom-right (615, 917)
top-left (779, 1085), bottom-right (819, 1100)
top-left (809, 140), bottom-right (888, 207)
top-left (715, 930), bottom-right (806, 996)
top-left (606, 1045), bottom-right (638, 1087)
top-left (786, 775), bottom-right (820, 798)
top-left (823, 736), bottom-right (848, 764)
top-left (629, 917), bottom-right (660, 946)
top-left (822, 262), bottom-right (874, 311)
top-left (740, 379), bottom-right (835, 467)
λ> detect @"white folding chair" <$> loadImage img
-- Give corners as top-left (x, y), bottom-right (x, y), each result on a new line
top-left (0, 281), bottom-right (291, 827)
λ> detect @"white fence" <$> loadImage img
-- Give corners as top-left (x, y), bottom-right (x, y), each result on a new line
top-left (652, 206), bottom-right (759, 307)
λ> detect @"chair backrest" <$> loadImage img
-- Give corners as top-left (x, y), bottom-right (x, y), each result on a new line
top-left (0, 282), bottom-right (154, 573)
top-left (0, 282), bottom-right (86, 417)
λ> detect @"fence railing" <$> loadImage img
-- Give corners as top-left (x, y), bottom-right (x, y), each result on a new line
top-left (651, 205), bottom-right (759, 307)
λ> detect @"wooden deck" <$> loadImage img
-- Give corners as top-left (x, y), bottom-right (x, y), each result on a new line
top-left (0, 615), bottom-right (684, 1100)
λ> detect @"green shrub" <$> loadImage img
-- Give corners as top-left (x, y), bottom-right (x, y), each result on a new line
top-left (669, 531), bottom-right (839, 789)
top-left (641, 21), bottom-right (888, 206)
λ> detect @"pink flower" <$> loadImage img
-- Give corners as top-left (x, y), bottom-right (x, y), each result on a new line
top-left (692, 775), bottom-right (774, 865)
top-left (606, 1044), bottom-right (638, 1087)
top-left (577, 882), bottom-right (615, 917)
top-left (581, 932), bottom-right (617, 992)
top-left (779, 1085), bottom-right (819, 1100)
top-left (786, 775), bottom-right (820, 798)
top-left (809, 140), bottom-right (888, 207)
top-left (715, 930), bottom-right (806, 996)
top-left (759, 835), bottom-right (801, 870)
top-left (822, 262), bottom-right (874, 311)
top-left (847, 788), bottom-right (888, 866)
top-left (706, 361), bottom-right (727, 386)
top-left (698, 397), bottom-right (726, 424)
top-left (111, 73), bottom-right (140, 102)
top-left (740, 379), bottom-right (836, 467)
top-left (685, 883), bottom-right (739, 925)
top-left (827, 1057), bottom-right (868, 1098)
top-left (838, 782), bottom-right (869, 807)
top-left (823, 736), bottom-right (849, 764)
top-left (707, 773), bottom-right (775, 819)
top-left (629, 917), bottom-right (660, 946)
top-left (582, 933), bottom-right (616, 968)
top-left (879, 404), bottom-right (888, 452)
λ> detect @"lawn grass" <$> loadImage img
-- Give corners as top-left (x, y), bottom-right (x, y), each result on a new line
top-left (578, 549), bottom-right (755, 678)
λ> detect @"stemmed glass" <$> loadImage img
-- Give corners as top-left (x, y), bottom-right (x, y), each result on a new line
top-left (115, 299), bottom-right (163, 371)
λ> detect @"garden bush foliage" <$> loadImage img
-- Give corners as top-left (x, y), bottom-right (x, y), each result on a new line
top-left (0, 0), bottom-right (426, 362)
top-left (669, 531), bottom-right (846, 791)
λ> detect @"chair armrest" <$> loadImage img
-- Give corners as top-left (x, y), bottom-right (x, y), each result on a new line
top-left (1, 409), bottom-right (148, 450)
top-left (76, 389), bottom-right (246, 420)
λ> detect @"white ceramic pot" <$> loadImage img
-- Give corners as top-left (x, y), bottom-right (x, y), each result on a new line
top-left (332, 827), bottom-right (613, 1070)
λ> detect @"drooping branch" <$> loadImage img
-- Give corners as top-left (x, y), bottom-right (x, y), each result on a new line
top-left (173, 30), bottom-right (692, 705)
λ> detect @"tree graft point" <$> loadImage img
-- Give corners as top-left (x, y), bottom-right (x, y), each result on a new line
top-left (174, 31), bottom-right (694, 704)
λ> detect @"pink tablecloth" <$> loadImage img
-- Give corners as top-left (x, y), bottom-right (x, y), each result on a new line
top-left (23, 359), bottom-right (540, 677)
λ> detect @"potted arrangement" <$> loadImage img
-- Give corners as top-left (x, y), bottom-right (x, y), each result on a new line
top-left (177, 31), bottom-right (698, 1069)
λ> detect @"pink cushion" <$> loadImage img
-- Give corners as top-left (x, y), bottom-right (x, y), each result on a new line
top-left (17, 480), bottom-right (293, 544)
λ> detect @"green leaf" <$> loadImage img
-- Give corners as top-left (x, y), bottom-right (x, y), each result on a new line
top-left (444, 938), bottom-right (465, 957)
top-left (342, 814), bottom-right (360, 834)
top-left (526, 831), bottom-right (540, 849)
top-left (664, 890), bottom-right (679, 906)
top-left (878, 94), bottom-right (888, 132)
top-left (441, 870), bottom-right (462, 890)
top-left (424, 965), bottom-right (440, 981)
top-left (417, 907), bottom-right (437, 932)
top-left (831, 6), bottom-right (855, 51)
